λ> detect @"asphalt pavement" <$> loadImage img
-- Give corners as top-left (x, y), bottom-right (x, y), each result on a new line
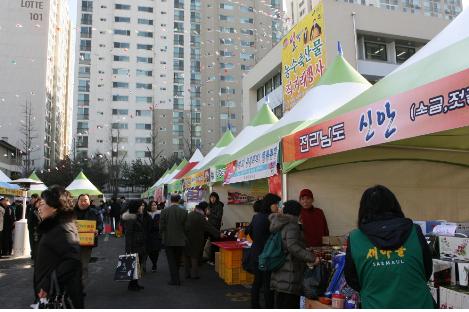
top-left (0, 235), bottom-right (252, 308)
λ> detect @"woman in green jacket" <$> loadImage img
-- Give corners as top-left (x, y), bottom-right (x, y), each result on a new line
top-left (344, 185), bottom-right (434, 308)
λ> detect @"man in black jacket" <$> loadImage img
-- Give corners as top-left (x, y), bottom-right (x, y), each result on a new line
top-left (27, 194), bottom-right (41, 260)
top-left (74, 194), bottom-right (101, 288)
top-left (0, 197), bottom-right (15, 256)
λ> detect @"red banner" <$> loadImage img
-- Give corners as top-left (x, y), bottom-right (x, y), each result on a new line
top-left (283, 69), bottom-right (469, 163)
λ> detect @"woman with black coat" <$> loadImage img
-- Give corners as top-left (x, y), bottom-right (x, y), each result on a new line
top-left (207, 192), bottom-right (224, 264)
top-left (144, 201), bottom-right (162, 272)
top-left (34, 186), bottom-right (83, 308)
top-left (248, 193), bottom-right (281, 309)
top-left (122, 200), bottom-right (146, 291)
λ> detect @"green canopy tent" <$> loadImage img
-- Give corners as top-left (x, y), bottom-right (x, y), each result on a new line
top-left (280, 9), bottom-right (469, 235)
top-left (66, 171), bottom-right (103, 197)
top-left (27, 171), bottom-right (47, 196)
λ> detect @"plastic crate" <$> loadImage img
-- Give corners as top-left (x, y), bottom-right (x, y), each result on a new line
top-left (224, 267), bottom-right (242, 285)
top-left (223, 249), bottom-right (243, 268)
top-left (239, 270), bottom-right (254, 284)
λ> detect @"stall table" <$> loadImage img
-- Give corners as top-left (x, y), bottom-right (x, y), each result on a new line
top-left (212, 241), bottom-right (254, 285)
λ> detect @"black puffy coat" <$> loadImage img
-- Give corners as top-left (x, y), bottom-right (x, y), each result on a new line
top-left (185, 211), bottom-right (220, 258)
top-left (34, 215), bottom-right (83, 308)
top-left (144, 212), bottom-right (162, 253)
top-left (245, 212), bottom-right (271, 272)
top-left (122, 212), bottom-right (146, 255)
top-left (208, 201), bottom-right (224, 230)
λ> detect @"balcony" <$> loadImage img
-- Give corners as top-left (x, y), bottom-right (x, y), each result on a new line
top-left (77, 114), bottom-right (89, 120)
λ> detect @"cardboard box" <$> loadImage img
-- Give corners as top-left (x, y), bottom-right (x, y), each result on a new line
top-left (322, 236), bottom-right (346, 246)
top-left (439, 236), bottom-right (469, 261)
top-left (439, 286), bottom-right (469, 309)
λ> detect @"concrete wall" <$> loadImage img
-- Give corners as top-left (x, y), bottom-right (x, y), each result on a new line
top-left (287, 160), bottom-right (469, 236)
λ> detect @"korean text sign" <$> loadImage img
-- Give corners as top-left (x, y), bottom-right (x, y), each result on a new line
top-left (282, 1), bottom-right (326, 112)
top-left (282, 69), bottom-right (469, 163)
top-left (224, 143), bottom-right (279, 184)
top-left (76, 220), bottom-right (96, 247)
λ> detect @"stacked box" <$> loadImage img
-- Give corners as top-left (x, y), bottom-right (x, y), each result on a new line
top-left (224, 267), bottom-right (242, 285)
top-left (224, 249), bottom-right (243, 268)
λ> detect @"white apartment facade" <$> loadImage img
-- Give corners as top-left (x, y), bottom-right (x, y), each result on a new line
top-left (73, 0), bottom-right (197, 162)
top-left (243, 0), bottom-right (460, 125)
top-left (0, 0), bottom-right (72, 169)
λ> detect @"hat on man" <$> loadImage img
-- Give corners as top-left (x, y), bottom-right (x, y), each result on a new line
top-left (299, 189), bottom-right (314, 199)
top-left (0, 196), bottom-right (4, 201)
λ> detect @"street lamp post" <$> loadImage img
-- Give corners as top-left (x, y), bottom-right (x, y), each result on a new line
top-left (9, 178), bottom-right (44, 257)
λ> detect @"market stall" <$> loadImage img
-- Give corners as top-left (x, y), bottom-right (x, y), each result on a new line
top-left (0, 169), bottom-right (22, 197)
top-left (281, 8), bottom-right (469, 308)
top-left (27, 170), bottom-right (47, 196)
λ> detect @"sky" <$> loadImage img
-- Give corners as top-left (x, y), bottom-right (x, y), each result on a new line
top-left (68, 0), bottom-right (77, 25)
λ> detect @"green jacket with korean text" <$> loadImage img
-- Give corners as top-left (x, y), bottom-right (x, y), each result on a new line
top-left (349, 225), bottom-right (434, 309)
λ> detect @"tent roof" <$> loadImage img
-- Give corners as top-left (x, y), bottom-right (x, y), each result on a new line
top-left (174, 149), bottom-right (204, 180)
top-left (284, 9), bottom-right (469, 172)
top-left (190, 130), bottom-right (235, 173)
top-left (0, 170), bottom-right (11, 183)
top-left (202, 105), bottom-right (279, 169)
top-left (66, 171), bottom-right (102, 196)
top-left (228, 53), bottom-right (371, 162)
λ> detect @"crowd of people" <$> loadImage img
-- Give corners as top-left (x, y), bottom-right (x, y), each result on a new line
top-left (0, 183), bottom-right (435, 308)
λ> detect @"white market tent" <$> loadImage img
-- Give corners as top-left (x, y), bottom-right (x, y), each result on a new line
top-left (66, 171), bottom-right (103, 197)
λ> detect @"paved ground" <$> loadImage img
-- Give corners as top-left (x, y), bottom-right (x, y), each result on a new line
top-left (0, 235), bottom-right (252, 308)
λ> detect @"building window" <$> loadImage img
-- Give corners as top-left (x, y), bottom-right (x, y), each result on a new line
top-left (137, 56), bottom-right (153, 63)
top-left (82, 0), bottom-right (93, 12)
top-left (257, 86), bottom-right (265, 101)
top-left (136, 96), bottom-right (153, 103)
top-left (138, 6), bottom-right (153, 13)
top-left (78, 80), bottom-right (90, 92)
top-left (135, 137), bottom-right (152, 144)
top-left (112, 95), bottom-right (129, 101)
top-left (174, 10), bottom-right (184, 21)
top-left (174, 34), bottom-right (184, 45)
top-left (114, 16), bottom-right (130, 23)
top-left (240, 17), bottom-right (254, 24)
top-left (138, 18), bottom-right (153, 25)
top-left (220, 87), bottom-right (235, 94)
top-left (219, 50), bottom-right (234, 57)
top-left (241, 64), bottom-right (252, 71)
top-left (113, 42), bottom-right (130, 49)
top-left (136, 110), bottom-right (151, 117)
top-left (113, 29), bottom-right (131, 36)
top-left (112, 68), bottom-right (130, 75)
top-left (240, 52), bottom-right (254, 60)
top-left (220, 75), bottom-right (234, 81)
top-left (220, 27), bottom-right (235, 33)
top-left (444, 0), bottom-right (461, 19)
top-left (240, 29), bottom-right (254, 35)
top-left (113, 82), bottom-right (129, 88)
top-left (175, 0), bottom-right (184, 9)
top-left (395, 46), bottom-right (415, 64)
top-left (273, 72), bottom-right (282, 88)
top-left (219, 15), bottom-right (234, 22)
top-left (220, 3), bottom-right (234, 10)
top-left (221, 100), bottom-right (236, 108)
top-left (138, 31), bottom-right (153, 38)
top-left (136, 69), bottom-right (152, 77)
top-left (220, 38), bottom-right (234, 45)
top-left (240, 40), bottom-right (254, 47)
top-left (380, 0), bottom-right (399, 10)
top-left (78, 93), bottom-right (90, 106)
top-left (80, 39), bottom-right (91, 51)
top-left (115, 4), bottom-right (131, 10)
top-left (81, 13), bottom-right (92, 25)
top-left (112, 109), bottom-right (128, 115)
top-left (173, 59), bottom-right (184, 71)
top-left (136, 123), bottom-right (152, 130)
top-left (220, 63), bottom-right (234, 69)
top-left (364, 42), bottom-right (387, 62)
top-left (80, 26), bottom-right (92, 38)
top-left (113, 55), bottom-right (130, 62)
top-left (136, 83), bottom-right (152, 90)
top-left (240, 5), bottom-right (253, 12)
top-left (137, 44), bottom-right (153, 50)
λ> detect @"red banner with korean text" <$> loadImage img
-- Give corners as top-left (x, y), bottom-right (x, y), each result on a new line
top-left (283, 69), bottom-right (469, 163)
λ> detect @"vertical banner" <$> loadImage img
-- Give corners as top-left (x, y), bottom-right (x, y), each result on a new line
top-left (282, 1), bottom-right (326, 112)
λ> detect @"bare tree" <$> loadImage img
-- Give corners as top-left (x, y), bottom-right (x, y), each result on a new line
top-left (107, 127), bottom-right (127, 196)
top-left (19, 100), bottom-right (39, 175)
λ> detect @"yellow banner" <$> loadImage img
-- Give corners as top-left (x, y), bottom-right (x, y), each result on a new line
top-left (0, 187), bottom-right (23, 197)
top-left (183, 170), bottom-right (210, 189)
top-left (282, 1), bottom-right (326, 111)
top-left (78, 232), bottom-right (95, 246)
top-left (76, 220), bottom-right (96, 233)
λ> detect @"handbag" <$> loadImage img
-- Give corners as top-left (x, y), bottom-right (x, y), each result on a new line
top-left (38, 271), bottom-right (74, 309)
top-left (114, 254), bottom-right (138, 281)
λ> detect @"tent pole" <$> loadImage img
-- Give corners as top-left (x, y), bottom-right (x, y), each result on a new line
top-left (282, 173), bottom-right (288, 202)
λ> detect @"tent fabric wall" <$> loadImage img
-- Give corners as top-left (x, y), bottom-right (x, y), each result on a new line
top-left (287, 159), bottom-right (469, 236)
top-left (212, 184), bottom-right (261, 230)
